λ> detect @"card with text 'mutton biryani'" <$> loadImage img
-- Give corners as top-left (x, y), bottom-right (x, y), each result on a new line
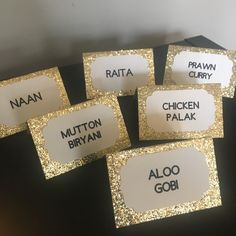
top-left (138, 84), bottom-right (223, 140)
top-left (0, 67), bottom-right (70, 138)
top-left (163, 45), bottom-right (236, 98)
top-left (28, 95), bottom-right (130, 179)
top-left (107, 138), bottom-right (221, 228)
top-left (83, 49), bottom-right (155, 98)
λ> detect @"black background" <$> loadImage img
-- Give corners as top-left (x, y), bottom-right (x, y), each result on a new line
top-left (0, 36), bottom-right (236, 236)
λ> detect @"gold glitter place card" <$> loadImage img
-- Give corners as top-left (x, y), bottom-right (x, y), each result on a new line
top-left (83, 49), bottom-right (155, 98)
top-left (138, 84), bottom-right (223, 140)
top-left (0, 67), bottom-right (70, 138)
top-left (28, 95), bottom-right (130, 179)
top-left (164, 45), bottom-right (236, 98)
top-left (107, 138), bottom-right (221, 228)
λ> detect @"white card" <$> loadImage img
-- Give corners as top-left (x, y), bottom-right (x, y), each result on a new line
top-left (164, 45), bottom-right (236, 98)
top-left (43, 104), bottom-right (119, 164)
top-left (0, 67), bottom-right (70, 138)
top-left (28, 95), bottom-right (130, 179)
top-left (107, 139), bottom-right (221, 228)
top-left (120, 147), bottom-right (209, 212)
top-left (138, 84), bottom-right (223, 140)
top-left (83, 49), bottom-right (155, 98)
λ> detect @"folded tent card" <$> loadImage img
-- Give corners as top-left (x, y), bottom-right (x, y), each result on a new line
top-left (83, 48), bottom-right (155, 98)
top-left (164, 45), bottom-right (236, 98)
top-left (138, 84), bottom-right (223, 140)
top-left (0, 67), bottom-right (70, 138)
top-left (106, 138), bottom-right (221, 228)
top-left (28, 95), bottom-right (130, 179)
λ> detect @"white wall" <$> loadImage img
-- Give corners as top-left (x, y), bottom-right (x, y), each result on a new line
top-left (0, 0), bottom-right (235, 78)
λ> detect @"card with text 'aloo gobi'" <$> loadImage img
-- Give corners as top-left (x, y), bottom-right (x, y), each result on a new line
top-left (138, 84), bottom-right (223, 140)
top-left (83, 49), bottom-right (155, 98)
top-left (0, 67), bottom-right (70, 138)
top-left (164, 45), bottom-right (236, 98)
top-left (28, 95), bottom-right (130, 179)
top-left (107, 138), bottom-right (221, 228)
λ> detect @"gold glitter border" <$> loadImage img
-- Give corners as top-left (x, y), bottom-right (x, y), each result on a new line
top-left (27, 95), bottom-right (131, 179)
top-left (83, 49), bottom-right (155, 99)
top-left (138, 84), bottom-right (223, 140)
top-left (164, 45), bottom-right (236, 98)
top-left (0, 67), bottom-right (70, 138)
top-left (106, 138), bottom-right (221, 228)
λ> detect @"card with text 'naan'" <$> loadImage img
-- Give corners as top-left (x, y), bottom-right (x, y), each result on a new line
top-left (0, 67), bottom-right (70, 138)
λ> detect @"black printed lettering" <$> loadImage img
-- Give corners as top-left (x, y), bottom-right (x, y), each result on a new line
top-left (10, 92), bottom-right (43, 109)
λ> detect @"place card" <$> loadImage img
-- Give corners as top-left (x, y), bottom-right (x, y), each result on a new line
top-left (106, 138), bottom-right (221, 228)
top-left (163, 45), bottom-right (236, 97)
top-left (28, 95), bottom-right (130, 179)
top-left (138, 84), bottom-right (223, 140)
top-left (83, 49), bottom-right (155, 98)
top-left (0, 67), bottom-right (70, 138)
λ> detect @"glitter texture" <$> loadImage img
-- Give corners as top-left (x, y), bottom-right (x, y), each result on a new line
top-left (28, 95), bottom-right (131, 179)
top-left (83, 49), bottom-right (155, 98)
top-left (138, 84), bottom-right (223, 140)
top-left (164, 45), bottom-right (236, 98)
top-left (0, 67), bottom-right (70, 138)
top-left (106, 138), bottom-right (221, 228)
